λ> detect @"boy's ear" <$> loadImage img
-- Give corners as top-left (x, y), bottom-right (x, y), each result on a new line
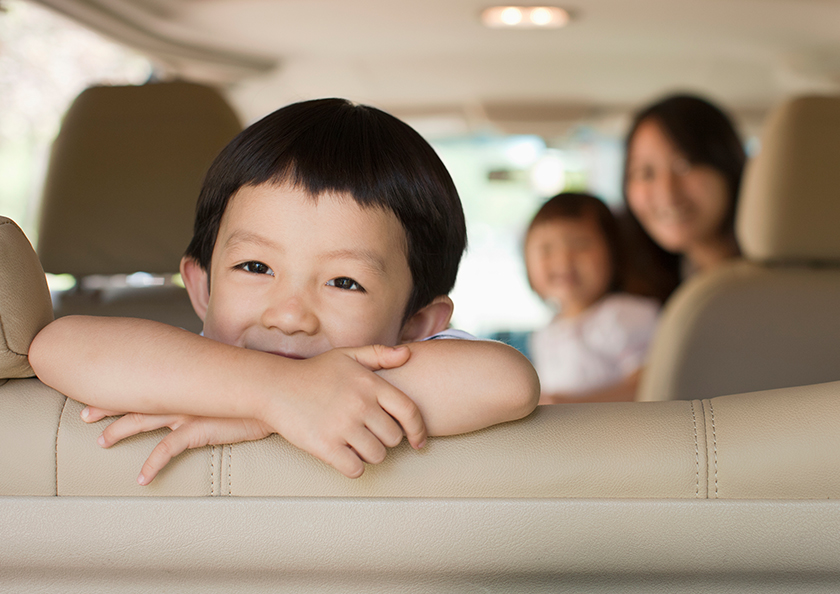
top-left (180, 256), bottom-right (210, 322)
top-left (399, 295), bottom-right (454, 343)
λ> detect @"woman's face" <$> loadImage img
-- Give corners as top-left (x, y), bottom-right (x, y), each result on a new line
top-left (625, 118), bottom-right (731, 255)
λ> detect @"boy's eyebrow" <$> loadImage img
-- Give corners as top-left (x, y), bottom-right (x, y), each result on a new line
top-left (224, 231), bottom-right (389, 276)
top-left (224, 230), bottom-right (280, 250)
top-left (320, 249), bottom-right (388, 276)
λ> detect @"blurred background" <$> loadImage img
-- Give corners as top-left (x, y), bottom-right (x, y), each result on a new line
top-left (2, 0), bottom-right (839, 334)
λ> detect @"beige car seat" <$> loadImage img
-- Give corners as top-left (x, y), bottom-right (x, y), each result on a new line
top-left (639, 95), bottom-right (840, 401)
top-left (4, 212), bottom-right (840, 591)
top-left (37, 81), bottom-right (242, 333)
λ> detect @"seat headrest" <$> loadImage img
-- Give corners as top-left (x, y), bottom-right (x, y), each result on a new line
top-left (0, 217), bottom-right (54, 379)
top-left (37, 81), bottom-right (242, 276)
top-left (737, 95), bottom-right (840, 263)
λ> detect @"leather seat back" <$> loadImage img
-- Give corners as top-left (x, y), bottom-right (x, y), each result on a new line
top-left (36, 81), bottom-right (242, 333)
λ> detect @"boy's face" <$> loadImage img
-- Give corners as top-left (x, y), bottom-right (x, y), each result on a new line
top-left (189, 182), bottom-right (415, 358)
top-left (525, 213), bottom-right (613, 318)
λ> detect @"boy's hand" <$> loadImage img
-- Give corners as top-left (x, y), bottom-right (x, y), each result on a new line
top-left (82, 344), bottom-right (424, 482)
top-left (94, 412), bottom-right (272, 485)
top-left (262, 344), bottom-right (426, 479)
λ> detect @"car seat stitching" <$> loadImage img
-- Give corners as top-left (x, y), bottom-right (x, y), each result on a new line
top-left (210, 445), bottom-right (216, 496)
top-left (226, 444), bottom-right (232, 496)
top-left (709, 401), bottom-right (719, 498)
top-left (55, 394), bottom-right (68, 496)
top-left (690, 400), bottom-right (699, 497)
top-left (0, 314), bottom-right (30, 357)
top-left (1, 221), bottom-right (40, 358)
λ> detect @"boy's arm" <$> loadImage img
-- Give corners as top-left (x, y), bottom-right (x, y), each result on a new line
top-left (29, 315), bottom-right (426, 478)
top-left (377, 338), bottom-right (540, 435)
top-left (83, 333), bottom-right (538, 485)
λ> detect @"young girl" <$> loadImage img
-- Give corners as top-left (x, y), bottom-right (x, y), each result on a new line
top-left (524, 192), bottom-right (659, 404)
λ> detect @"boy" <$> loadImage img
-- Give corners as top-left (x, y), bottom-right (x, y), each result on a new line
top-left (30, 98), bottom-right (539, 484)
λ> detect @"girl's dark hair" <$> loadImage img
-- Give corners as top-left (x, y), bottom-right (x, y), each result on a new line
top-left (186, 98), bottom-right (466, 320)
top-left (621, 94), bottom-right (746, 302)
top-left (526, 192), bottom-right (625, 293)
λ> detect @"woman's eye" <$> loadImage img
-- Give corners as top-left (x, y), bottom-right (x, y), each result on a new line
top-left (237, 261), bottom-right (273, 275)
top-left (327, 277), bottom-right (365, 292)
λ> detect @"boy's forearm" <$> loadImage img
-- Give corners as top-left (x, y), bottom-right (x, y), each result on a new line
top-left (376, 339), bottom-right (539, 435)
top-left (29, 316), bottom-right (275, 419)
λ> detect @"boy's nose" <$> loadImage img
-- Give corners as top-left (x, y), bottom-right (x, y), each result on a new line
top-left (262, 295), bottom-right (319, 336)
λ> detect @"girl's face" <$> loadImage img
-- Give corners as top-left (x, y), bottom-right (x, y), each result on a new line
top-left (525, 213), bottom-right (613, 318)
top-left (625, 118), bottom-right (731, 255)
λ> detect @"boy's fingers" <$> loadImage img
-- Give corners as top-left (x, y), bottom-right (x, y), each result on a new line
top-left (322, 445), bottom-right (366, 479)
top-left (363, 409), bottom-right (405, 448)
top-left (99, 413), bottom-right (180, 447)
top-left (379, 390), bottom-right (427, 450)
top-left (346, 344), bottom-right (411, 371)
top-left (346, 429), bottom-right (388, 465)
top-left (137, 429), bottom-right (192, 485)
top-left (81, 406), bottom-right (125, 423)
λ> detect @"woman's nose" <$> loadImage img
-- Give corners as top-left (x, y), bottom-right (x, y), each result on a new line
top-left (262, 292), bottom-right (319, 336)
top-left (653, 167), bottom-right (683, 204)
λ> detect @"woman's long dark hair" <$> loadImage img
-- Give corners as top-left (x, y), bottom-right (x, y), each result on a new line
top-left (621, 94), bottom-right (746, 303)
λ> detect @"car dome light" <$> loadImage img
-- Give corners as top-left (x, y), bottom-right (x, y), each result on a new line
top-left (481, 6), bottom-right (571, 29)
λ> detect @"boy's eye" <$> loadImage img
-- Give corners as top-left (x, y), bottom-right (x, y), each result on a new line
top-left (236, 261), bottom-right (273, 275)
top-left (326, 277), bottom-right (365, 292)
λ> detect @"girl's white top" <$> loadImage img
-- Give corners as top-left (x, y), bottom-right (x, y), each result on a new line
top-left (530, 293), bottom-right (660, 397)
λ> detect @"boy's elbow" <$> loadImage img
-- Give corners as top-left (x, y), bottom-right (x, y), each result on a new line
top-left (28, 316), bottom-right (80, 379)
top-left (493, 343), bottom-right (540, 421)
top-left (27, 320), bottom-right (54, 374)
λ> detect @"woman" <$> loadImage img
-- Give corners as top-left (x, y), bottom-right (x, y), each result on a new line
top-left (622, 94), bottom-right (746, 302)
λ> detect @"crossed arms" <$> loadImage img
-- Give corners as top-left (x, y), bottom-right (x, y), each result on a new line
top-left (29, 316), bottom-right (539, 482)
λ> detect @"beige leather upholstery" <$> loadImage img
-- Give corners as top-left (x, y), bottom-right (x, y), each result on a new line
top-left (38, 81), bottom-right (241, 276)
top-left (0, 378), bottom-right (837, 499)
top-left (0, 217), bottom-right (53, 379)
top-left (737, 95), bottom-right (840, 262)
top-left (36, 81), bottom-right (242, 333)
top-left (639, 95), bottom-right (840, 401)
top-left (4, 213), bottom-right (840, 591)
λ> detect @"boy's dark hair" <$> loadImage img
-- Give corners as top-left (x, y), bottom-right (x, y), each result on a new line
top-left (621, 94), bottom-right (746, 302)
top-left (526, 192), bottom-right (624, 293)
top-left (186, 98), bottom-right (467, 320)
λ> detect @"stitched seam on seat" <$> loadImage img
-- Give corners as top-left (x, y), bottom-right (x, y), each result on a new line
top-left (709, 400), bottom-right (719, 498)
top-left (690, 400), bottom-right (699, 498)
top-left (0, 314), bottom-right (29, 357)
top-left (226, 444), bottom-right (232, 496)
top-left (210, 445), bottom-right (217, 496)
top-left (55, 395), bottom-right (68, 496)
top-left (1, 220), bottom-right (35, 358)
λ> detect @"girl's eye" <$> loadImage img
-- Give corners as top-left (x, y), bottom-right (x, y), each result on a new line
top-left (327, 277), bottom-right (365, 292)
top-left (629, 165), bottom-right (655, 182)
top-left (237, 261), bottom-right (273, 275)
